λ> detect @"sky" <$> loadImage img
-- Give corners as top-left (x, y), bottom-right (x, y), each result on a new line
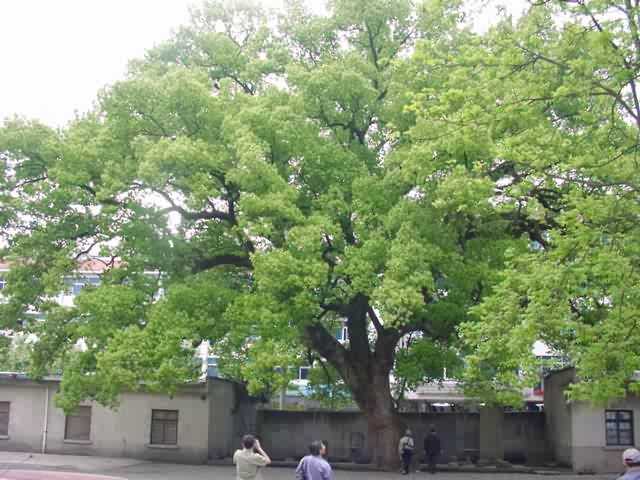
top-left (0, 0), bottom-right (526, 128)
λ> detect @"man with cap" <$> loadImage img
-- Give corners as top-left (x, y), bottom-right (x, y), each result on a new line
top-left (398, 429), bottom-right (415, 475)
top-left (619, 448), bottom-right (640, 479)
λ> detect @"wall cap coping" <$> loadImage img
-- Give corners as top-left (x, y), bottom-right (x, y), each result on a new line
top-left (63, 439), bottom-right (92, 445)
top-left (146, 444), bottom-right (180, 450)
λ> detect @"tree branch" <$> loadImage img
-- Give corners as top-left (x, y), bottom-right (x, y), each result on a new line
top-left (367, 306), bottom-right (383, 333)
top-left (364, 20), bottom-right (381, 71)
top-left (134, 182), bottom-right (234, 222)
top-left (12, 175), bottom-right (48, 191)
top-left (303, 322), bottom-right (350, 377)
top-left (192, 254), bottom-right (252, 272)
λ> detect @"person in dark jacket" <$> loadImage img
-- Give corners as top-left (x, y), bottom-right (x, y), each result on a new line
top-left (424, 426), bottom-right (441, 474)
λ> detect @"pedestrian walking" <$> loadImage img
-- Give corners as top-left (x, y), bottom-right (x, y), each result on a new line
top-left (424, 426), bottom-right (441, 474)
top-left (398, 429), bottom-right (415, 475)
top-left (619, 448), bottom-right (640, 479)
top-left (295, 440), bottom-right (333, 480)
top-left (233, 434), bottom-right (271, 480)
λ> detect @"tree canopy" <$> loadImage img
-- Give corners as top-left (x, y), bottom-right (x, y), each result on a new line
top-left (1, 0), bottom-right (639, 467)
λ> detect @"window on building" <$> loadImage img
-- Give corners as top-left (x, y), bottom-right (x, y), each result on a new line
top-left (65, 406), bottom-right (91, 441)
top-left (298, 367), bottom-right (310, 381)
top-left (0, 402), bottom-right (9, 436)
top-left (151, 410), bottom-right (178, 445)
top-left (71, 282), bottom-right (86, 295)
top-left (335, 326), bottom-right (349, 342)
top-left (606, 410), bottom-right (634, 446)
top-left (207, 356), bottom-right (219, 378)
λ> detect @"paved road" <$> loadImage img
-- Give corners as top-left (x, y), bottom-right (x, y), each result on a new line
top-left (0, 453), bottom-right (618, 480)
top-left (101, 464), bottom-right (618, 480)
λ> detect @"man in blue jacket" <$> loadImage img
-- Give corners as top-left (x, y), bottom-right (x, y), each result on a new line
top-left (296, 441), bottom-right (333, 480)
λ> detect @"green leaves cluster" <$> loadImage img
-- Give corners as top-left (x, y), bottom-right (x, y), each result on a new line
top-left (2, 0), bottom-right (640, 416)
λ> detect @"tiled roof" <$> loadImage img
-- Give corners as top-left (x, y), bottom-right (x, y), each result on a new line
top-left (0, 258), bottom-right (122, 274)
top-left (76, 258), bottom-right (122, 273)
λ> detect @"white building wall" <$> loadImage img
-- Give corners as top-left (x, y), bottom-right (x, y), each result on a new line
top-left (571, 397), bottom-right (640, 474)
top-left (0, 378), bottom-right (211, 464)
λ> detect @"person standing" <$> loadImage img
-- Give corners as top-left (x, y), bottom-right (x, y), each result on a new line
top-left (424, 426), bottom-right (441, 474)
top-left (619, 448), bottom-right (640, 479)
top-left (233, 434), bottom-right (271, 480)
top-left (295, 440), bottom-right (333, 480)
top-left (398, 429), bottom-right (415, 475)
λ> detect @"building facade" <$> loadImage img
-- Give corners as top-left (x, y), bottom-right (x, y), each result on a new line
top-left (0, 374), bottom-right (257, 464)
top-left (545, 368), bottom-right (640, 474)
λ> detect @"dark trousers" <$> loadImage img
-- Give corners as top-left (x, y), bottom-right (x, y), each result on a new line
top-left (426, 453), bottom-right (437, 473)
top-left (401, 451), bottom-right (413, 474)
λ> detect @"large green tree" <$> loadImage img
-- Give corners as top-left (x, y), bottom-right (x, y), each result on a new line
top-left (0, 0), bottom-right (545, 467)
top-left (413, 0), bottom-right (640, 405)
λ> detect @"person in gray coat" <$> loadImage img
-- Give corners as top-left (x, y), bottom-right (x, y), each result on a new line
top-left (619, 448), bottom-right (640, 480)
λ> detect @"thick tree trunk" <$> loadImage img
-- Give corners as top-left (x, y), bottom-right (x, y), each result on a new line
top-left (303, 298), bottom-right (406, 470)
top-left (359, 371), bottom-right (404, 469)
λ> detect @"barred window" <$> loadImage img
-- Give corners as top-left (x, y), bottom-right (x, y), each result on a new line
top-left (65, 406), bottom-right (91, 441)
top-left (606, 410), bottom-right (634, 446)
top-left (0, 402), bottom-right (9, 436)
top-left (151, 410), bottom-right (178, 445)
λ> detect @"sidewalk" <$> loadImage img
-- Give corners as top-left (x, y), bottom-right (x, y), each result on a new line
top-left (0, 452), bottom-right (147, 473)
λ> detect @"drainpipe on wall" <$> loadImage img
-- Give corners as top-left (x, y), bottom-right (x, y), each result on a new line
top-left (41, 385), bottom-right (49, 454)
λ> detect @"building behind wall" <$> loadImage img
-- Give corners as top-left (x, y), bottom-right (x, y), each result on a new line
top-left (544, 367), bottom-right (640, 474)
top-left (0, 374), bottom-right (257, 464)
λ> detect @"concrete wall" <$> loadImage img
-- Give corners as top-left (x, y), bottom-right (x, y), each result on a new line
top-left (257, 410), bottom-right (367, 462)
top-left (479, 407), bottom-right (503, 462)
top-left (545, 368), bottom-right (640, 474)
top-left (503, 412), bottom-right (547, 465)
top-left (0, 380), bottom-right (47, 453)
top-left (0, 376), bottom-right (548, 467)
top-left (256, 409), bottom-right (545, 465)
top-left (0, 378), bottom-right (211, 463)
top-left (207, 379), bottom-right (260, 460)
top-left (543, 368), bottom-right (575, 467)
top-left (571, 397), bottom-right (640, 474)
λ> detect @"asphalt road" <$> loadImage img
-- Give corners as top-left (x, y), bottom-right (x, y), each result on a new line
top-left (0, 453), bottom-right (619, 480)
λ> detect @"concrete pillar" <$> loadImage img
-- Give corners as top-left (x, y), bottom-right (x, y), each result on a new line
top-left (454, 413), bottom-right (466, 460)
top-left (479, 406), bottom-right (504, 462)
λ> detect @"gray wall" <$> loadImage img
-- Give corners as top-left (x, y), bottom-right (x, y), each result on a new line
top-left (503, 412), bottom-right (547, 465)
top-left (571, 397), bottom-right (640, 474)
top-left (544, 368), bottom-right (640, 474)
top-left (256, 409), bottom-right (545, 465)
top-left (543, 368), bottom-right (575, 467)
top-left (0, 380), bottom-right (47, 453)
top-left (0, 378), bottom-right (211, 464)
top-left (0, 377), bottom-right (548, 467)
top-left (207, 379), bottom-right (259, 460)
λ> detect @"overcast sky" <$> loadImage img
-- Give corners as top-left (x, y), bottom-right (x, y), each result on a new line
top-left (0, 0), bottom-right (526, 128)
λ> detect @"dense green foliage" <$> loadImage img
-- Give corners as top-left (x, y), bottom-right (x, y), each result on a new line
top-left (451, 0), bottom-right (640, 405)
top-left (1, 1), bottom-right (640, 464)
top-left (0, 335), bottom-right (33, 373)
